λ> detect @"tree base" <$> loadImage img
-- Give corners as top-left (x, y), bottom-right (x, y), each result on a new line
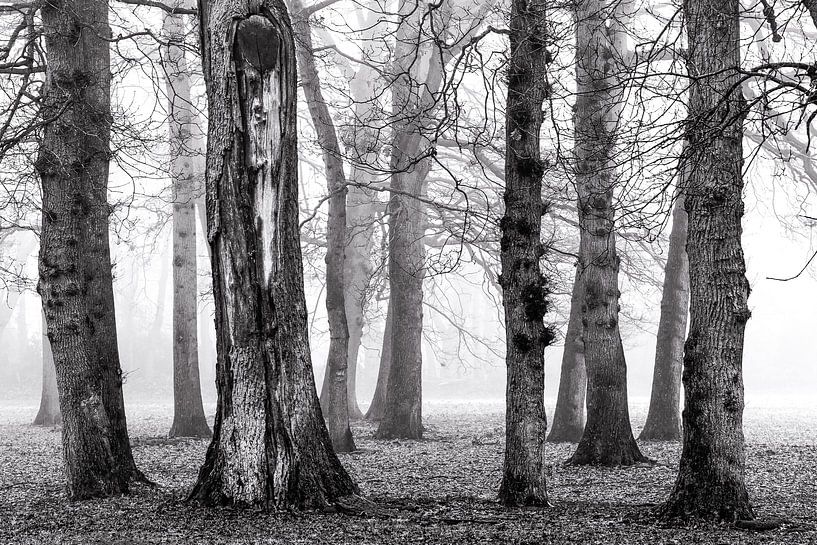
top-left (660, 475), bottom-right (754, 522)
top-left (169, 416), bottom-right (212, 439)
top-left (546, 423), bottom-right (583, 443)
top-left (568, 437), bottom-right (650, 466)
top-left (32, 411), bottom-right (62, 427)
top-left (638, 426), bottom-right (681, 442)
top-left (498, 476), bottom-right (549, 507)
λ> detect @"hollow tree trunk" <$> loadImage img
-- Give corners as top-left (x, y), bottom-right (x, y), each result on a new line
top-left (568, 0), bottom-right (647, 467)
top-left (365, 300), bottom-right (392, 420)
top-left (497, 0), bottom-right (554, 507)
top-left (190, 0), bottom-right (358, 508)
top-left (547, 268), bottom-right (586, 442)
top-left (661, 0), bottom-right (753, 521)
top-left (293, 1), bottom-right (355, 452)
top-left (33, 309), bottom-right (62, 426)
top-left (640, 191), bottom-right (689, 441)
top-left (36, 0), bottom-right (144, 499)
top-left (164, 8), bottom-right (211, 439)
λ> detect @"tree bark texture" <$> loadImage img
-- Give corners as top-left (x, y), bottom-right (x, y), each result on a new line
top-left (190, 0), bottom-right (358, 509)
top-left (661, 0), bottom-right (754, 521)
top-left (568, 0), bottom-right (647, 467)
top-left (33, 309), bottom-right (62, 426)
top-left (497, 0), bottom-right (554, 507)
top-left (164, 9), bottom-right (212, 439)
top-left (293, 2), bottom-right (355, 453)
top-left (640, 191), bottom-right (689, 441)
top-left (36, 0), bottom-right (145, 499)
top-left (365, 300), bottom-right (392, 421)
top-left (547, 267), bottom-right (586, 442)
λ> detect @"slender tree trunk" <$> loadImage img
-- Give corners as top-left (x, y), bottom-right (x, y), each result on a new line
top-left (497, 0), bottom-right (554, 507)
top-left (36, 0), bottom-right (144, 499)
top-left (33, 309), bottom-right (61, 426)
top-left (640, 191), bottom-right (689, 441)
top-left (547, 268), bottom-right (586, 442)
top-left (365, 300), bottom-right (392, 420)
top-left (661, 0), bottom-right (753, 521)
top-left (293, 2), bottom-right (355, 453)
top-left (164, 9), bottom-right (211, 439)
top-left (190, 0), bottom-right (358, 508)
top-left (568, 0), bottom-right (647, 467)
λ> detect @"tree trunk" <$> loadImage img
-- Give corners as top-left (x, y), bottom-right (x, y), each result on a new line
top-left (36, 0), bottom-right (144, 499)
top-left (365, 300), bottom-right (392, 421)
top-left (33, 309), bottom-right (61, 426)
top-left (164, 8), bottom-right (211, 439)
top-left (568, 0), bottom-right (647, 467)
top-left (661, 0), bottom-right (754, 521)
top-left (547, 268), bottom-right (586, 442)
top-left (293, 2), bottom-right (355, 453)
top-left (497, 0), bottom-right (554, 507)
top-left (640, 191), bottom-right (689, 441)
top-left (190, 1), bottom-right (358, 508)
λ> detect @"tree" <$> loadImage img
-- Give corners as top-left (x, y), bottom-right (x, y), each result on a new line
top-left (568, 0), bottom-right (648, 466)
top-left (292, 0), bottom-right (355, 453)
top-left (547, 268), bottom-right (586, 442)
top-left (661, 0), bottom-right (754, 521)
top-left (640, 189), bottom-right (688, 441)
top-left (36, 0), bottom-right (145, 498)
top-left (164, 6), bottom-right (211, 439)
top-left (33, 309), bottom-right (61, 426)
top-left (365, 300), bottom-right (392, 420)
top-left (189, 0), bottom-right (358, 508)
top-left (497, 0), bottom-right (554, 507)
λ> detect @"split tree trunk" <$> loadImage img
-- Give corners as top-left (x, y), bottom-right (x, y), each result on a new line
top-left (640, 191), bottom-right (689, 441)
top-left (661, 0), bottom-right (754, 521)
top-left (190, 0), bottom-right (358, 508)
top-left (33, 309), bottom-right (61, 426)
top-left (365, 300), bottom-right (392, 421)
top-left (293, 1), bottom-right (355, 453)
top-left (36, 0), bottom-right (144, 498)
top-left (497, 0), bottom-right (554, 507)
top-left (547, 268), bottom-right (586, 442)
top-left (568, 0), bottom-right (647, 467)
top-left (164, 7), bottom-right (211, 439)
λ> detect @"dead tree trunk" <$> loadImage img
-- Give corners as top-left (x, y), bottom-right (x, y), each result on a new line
top-left (640, 191), bottom-right (689, 441)
top-left (365, 300), bottom-right (392, 420)
top-left (568, 0), bottom-right (647, 467)
top-left (661, 0), bottom-right (754, 521)
top-left (547, 268), bottom-right (586, 442)
top-left (33, 309), bottom-right (61, 426)
top-left (293, 1), bottom-right (355, 453)
top-left (36, 0), bottom-right (144, 499)
top-left (190, 0), bottom-right (358, 508)
top-left (164, 8), bottom-right (211, 439)
top-left (497, 0), bottom-right (554, 507)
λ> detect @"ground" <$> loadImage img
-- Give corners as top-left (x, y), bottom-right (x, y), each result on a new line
top-left (0, 400), bottom-right (815, 544)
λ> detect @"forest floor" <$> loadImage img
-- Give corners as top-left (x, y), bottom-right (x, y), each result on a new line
top-left (0, 400), bottom-right (815, 544)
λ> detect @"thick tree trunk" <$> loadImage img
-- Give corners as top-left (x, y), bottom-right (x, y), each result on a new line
top-left (190, 0), bottom-right (358, 508)
top-left (36, 0), bottom-right (144, 499)
top-left (293, 2), bottom-right (355, 453)
top-left (365, 300), bottom-right (392, 421)
top-left (547, 268), bottom-right (586, 442)
top-left (33, 310), bottom-right (62, 426)
top-left (497, 0), bottom-right (554, 507)
top-left (640, 191), bottom-right (689, 441)
top-left (568, 0), bottom-right (647, 467)
top-left (661, 0), bottom-right (754, 521)
top-left (164, 8), bottom-right (211, 439)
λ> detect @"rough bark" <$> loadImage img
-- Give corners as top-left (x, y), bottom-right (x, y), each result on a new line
top-left (293, 2), bottom-right (355, 453)
top-left (190, 0), bottom-right (358, 509)
top-left (568, 0), bottom-right (647, 467)
top-left (547, 268), bottom-right (586, 442)
top-left (497, 0), bottom-right (554, 507)
top-left (36, 0), bottom-right (144, 499)
top-left (640, 191), bottom-right (689, 441)
top-left (661, 0), bottom-right (754, 521)
top-left (33, 309), bottom-right (62, 426)
top-left (365, 300), bottom-right (392, 421)
top-left (164, 8), bottom-right (211, 439)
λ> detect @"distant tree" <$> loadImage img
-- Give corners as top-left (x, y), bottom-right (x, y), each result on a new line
top-left (189, 0), bottom-right (358, 508)
top-left (33, 308), bottom-right (61, 426)
top-left (661, 0), bottom-right (754, 520)
top-left (498, 0), bottom-right (554, 506)
top-left (365, 300), bottom-right (392, 420)
top-left (36, 0), bottom-right (146, 498)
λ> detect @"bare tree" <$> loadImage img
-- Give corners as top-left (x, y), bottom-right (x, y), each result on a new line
top-left (33, 308), bottom-right (61, 426)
